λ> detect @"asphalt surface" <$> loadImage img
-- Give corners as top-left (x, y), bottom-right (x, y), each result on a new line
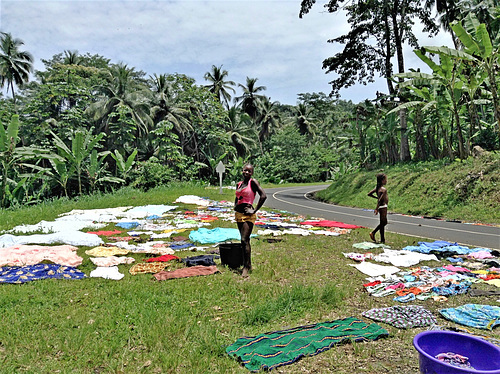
top-left (262, 185), bottom-right (500, 250)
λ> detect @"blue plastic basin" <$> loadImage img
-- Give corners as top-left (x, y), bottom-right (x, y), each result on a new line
top-left (413, 331), bottom-right (500, 374)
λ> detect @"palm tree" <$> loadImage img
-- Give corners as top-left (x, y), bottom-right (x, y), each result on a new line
top-left (294, 103), bottom-right (316, 137)
top-left (255, 97), bottom-right (280, 146)
top-left (0, 32), bottom-right (34, 108)
top-left (204, 65), bottom-right (235, 107)
top-left (86, 63), bottom-right (152, 146)
top-left (63, 50), bottom-right (81, 65)
top-left (425, 0), bottom-right (460, 48)
top-left (225, 106), bottom-right (258, 158)
top-left (149, 73), bottom-right (192, 156)
top-left (234, 77), bottom-right (266, 119)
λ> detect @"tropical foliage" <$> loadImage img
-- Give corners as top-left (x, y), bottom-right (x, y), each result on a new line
top-left (0, 1), bottom-right (498, 207)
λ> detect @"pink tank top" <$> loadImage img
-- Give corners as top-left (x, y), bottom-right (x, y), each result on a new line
top-left (236, 179), bottom-right (256, 205)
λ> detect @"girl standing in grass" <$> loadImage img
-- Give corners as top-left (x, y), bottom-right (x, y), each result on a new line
top-left (367, 173), bottom-right (388, 243)
top-left (235, 164), bottom-right (267, 277)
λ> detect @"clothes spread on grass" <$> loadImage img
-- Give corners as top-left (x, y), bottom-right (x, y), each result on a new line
top-left (226, 317), bottom-right (388, 372)
top-left (90, 256), bottom-right (135, 267)
top-left (439, 304), bottom-right (500, 330)
top-left (181, 255), bottom-right (218, 267)
top-left (346, 239), bottom-right (500, 303)
top-left (0, 244), bottom-right (83, 267)
top-left (154, 265), bottom-right (219, 280)
top-left (129, 262), bottom-right (168, 275)
top-left (144, 254), bottom-right (180, 263)
top-left (349, 261), bottom-right (400, 277)
top-left (373, 249), bottom-right (439, 267)
top-left (90, 266), bottom-right (124, 280)
top-left (189, 227), bottom-right (242, 244)
top-left (0, 264), bottom-right (86, 283)
top-left (0, 231), bottom-right (103, 248)
top-left (403, 240), bottom-right (492, 258)
top-left (300, 220), bottom-right (362, 229)
top-left (85, 246), bottom-right (130, 257)
top-left (362, 305), bottom-right (436, 328)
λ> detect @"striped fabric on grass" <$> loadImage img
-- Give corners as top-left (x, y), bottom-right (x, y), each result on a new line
top-left (226, 317), bottom-right (389, 371)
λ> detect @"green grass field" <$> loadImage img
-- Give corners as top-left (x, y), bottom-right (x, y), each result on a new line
top-left (0, 184), bottom-right (498, 373)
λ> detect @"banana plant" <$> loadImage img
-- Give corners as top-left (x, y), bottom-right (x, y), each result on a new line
top-left (87, 149), bottom-right (124, 192)
top-left (110, 148), bottom-right (138, 181)
top-left (451, 14), bottom-right (500, 148)
top-left (394, 45), bottom-right (475, 159)
top-left (50, 129), bottom-right (106, 195)
top-left (0, 115), bottom-right (52, 207)
top-left (46, 157), bottom-right (73, 197)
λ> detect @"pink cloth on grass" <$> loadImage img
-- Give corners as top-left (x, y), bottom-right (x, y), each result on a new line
top-left (154, 265), bottom-right (219, 280)
top-left (0, 244), bottom-right (83, 267)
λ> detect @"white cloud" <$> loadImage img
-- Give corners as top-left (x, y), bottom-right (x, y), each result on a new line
top-left (1, 0), bottom-right (453, 104)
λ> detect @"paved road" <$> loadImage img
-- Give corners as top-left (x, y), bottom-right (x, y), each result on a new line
top-left (262, 185), bottom-right (500, 250)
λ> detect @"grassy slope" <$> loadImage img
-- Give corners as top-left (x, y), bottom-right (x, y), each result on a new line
top-left (316, 153), bottom-right (500, 224)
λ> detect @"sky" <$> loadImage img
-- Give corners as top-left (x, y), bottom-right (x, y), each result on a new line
top-left (1, 0), bottom-right (453, 105)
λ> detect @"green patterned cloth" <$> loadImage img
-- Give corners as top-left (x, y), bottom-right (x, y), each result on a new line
top-left (226, 317), bottom-right (389, 371)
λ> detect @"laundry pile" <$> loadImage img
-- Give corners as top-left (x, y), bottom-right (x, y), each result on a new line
top-left (0, 195), bottom-right (358, 283)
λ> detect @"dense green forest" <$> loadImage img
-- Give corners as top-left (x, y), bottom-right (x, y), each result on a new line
top-left (0, 1), bottom-right (499, 208)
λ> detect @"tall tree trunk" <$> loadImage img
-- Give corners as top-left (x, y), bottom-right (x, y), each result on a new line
top-left (414, 107), bottom-right (426, 160)
top-left (392, 1), bottom-right (411, 161)
top-left (383, 0), bottom-right (395, 96)
top-left (452, 99), bottom-right (467, 159)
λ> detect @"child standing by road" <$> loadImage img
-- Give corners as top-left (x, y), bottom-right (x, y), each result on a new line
top-left (367, 173), bottom-right (388, 244)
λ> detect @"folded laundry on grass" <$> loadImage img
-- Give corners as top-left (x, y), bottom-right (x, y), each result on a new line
top-left (226, 317), bottom-right (388, 372)
top-left (0, 264), bottom-right (86, 283)
top-left (0, 244), bottom-right (83, 267)
top-left (154, 265), bottom-right (219, 280)
top-left (362, 305), bottom-right (437, 328)
top-left (440, 304), bottom-right (500, 330)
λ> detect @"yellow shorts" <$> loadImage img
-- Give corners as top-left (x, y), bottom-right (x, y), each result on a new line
top-left (235, 211), bottom-right (257, 223)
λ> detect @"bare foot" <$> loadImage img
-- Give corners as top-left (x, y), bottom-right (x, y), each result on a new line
top-left (369, 232), bottom-right (376, 242)
top-left (242, 267), bottom-right (250, 277)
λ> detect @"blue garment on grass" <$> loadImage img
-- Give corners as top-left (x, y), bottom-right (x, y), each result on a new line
top-left (189, 227), bottom-right (244, 244)
top-left (181, 255), bottom-right (219, 267)
top-left (440, 304), bottom-right (500, 330)
top-left (116, 222), bottom-right (140, 229)
top-left (0, 264), bottom-right (86, 284)
top-left (403, 241), bottom-right (491, 255)
top-left (170, 243), bottom-right (194, 250)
